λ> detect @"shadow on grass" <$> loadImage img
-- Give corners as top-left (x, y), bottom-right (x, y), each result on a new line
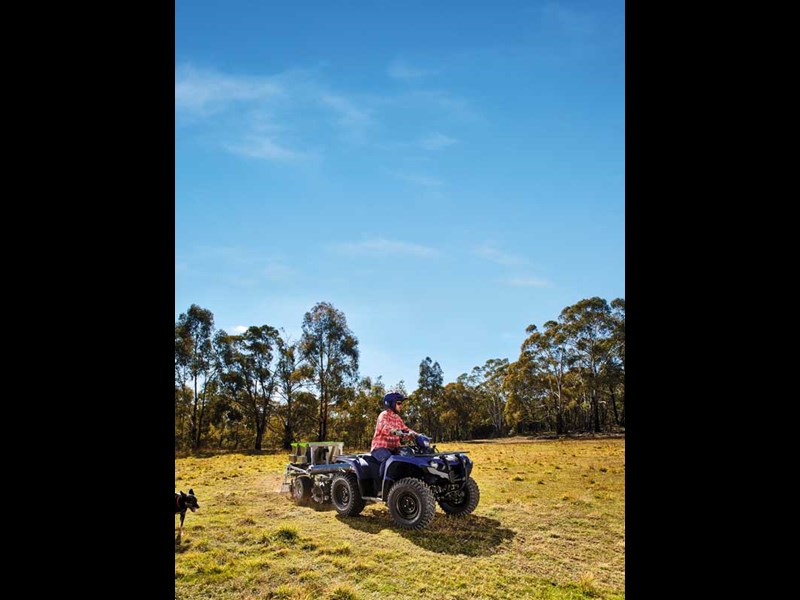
top-left (337, 509), bottom-right (515, 556)
top-left (289, 498), bottom-right (339, 513)
top-left (175, 536), bottom-right (191, 553)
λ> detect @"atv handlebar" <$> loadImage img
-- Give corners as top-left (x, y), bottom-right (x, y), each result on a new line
top-left (396, 432), bottom-right (438, 453)
top-left (391, 429), bottom-right (416, 437)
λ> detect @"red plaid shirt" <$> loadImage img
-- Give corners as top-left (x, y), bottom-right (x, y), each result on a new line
top-left (371, 409), bottom-right (415, 451)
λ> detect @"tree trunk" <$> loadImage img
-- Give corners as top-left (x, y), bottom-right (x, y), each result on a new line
top-left (255, 426), bottom-right (263, 450)
top-left (609, 383), bottom-right (620, 426)
top-left (283, 423), bottom-right (293, 450)
top-left (592, 387), bottom-right (601, 432)
top-left (321, 394), bottom-right (328, 441)
top-left (196, 397), bottom-right (206, 449)
top-left (283, 398), bottom-right (294, 450)
top-left (191, 377), bottom-right (199, 450)
top-left (318, 389), bottom-right (325, 441)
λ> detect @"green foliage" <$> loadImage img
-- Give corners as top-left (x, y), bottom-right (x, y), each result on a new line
top-left (415, 357), bottom-right (444, 440)
top-left (215, 325), bottom-right (281, 450)
top-left (329, 376), bottom-right (386, 451)
top-left (175, 304), bottom-right (217, 450)
top-left (175, 296), bottom-right (624, 454)
top-left (274, 336), bottom-right (312, 449)
top-left (299, 302), bottom-right (360, 441)
top-left (503, 297), bottom-right (625, 436)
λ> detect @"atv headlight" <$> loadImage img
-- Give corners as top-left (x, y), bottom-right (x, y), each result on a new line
top-left (428, 460), bottom-right (446, 470)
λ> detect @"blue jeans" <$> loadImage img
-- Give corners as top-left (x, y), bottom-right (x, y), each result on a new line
top-left (371, 447), bottom-right (394, 480)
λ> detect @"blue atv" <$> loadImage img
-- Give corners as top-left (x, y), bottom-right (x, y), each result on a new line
top-left (283, 434), bottom-right (479, 529)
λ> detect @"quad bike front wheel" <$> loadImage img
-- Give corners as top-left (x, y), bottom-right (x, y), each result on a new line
top-left (437, 476), bottom-right (480, 516)
top-left (387, 477), bottom-right (436, 530)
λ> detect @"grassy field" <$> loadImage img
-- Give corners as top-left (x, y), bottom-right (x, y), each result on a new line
top-left (175, 436), bottom-right (624, 600)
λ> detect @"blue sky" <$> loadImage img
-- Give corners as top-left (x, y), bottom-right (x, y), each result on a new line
top-left (175, 0), bottom-right (625, 391)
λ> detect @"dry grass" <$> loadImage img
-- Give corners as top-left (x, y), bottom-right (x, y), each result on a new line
top-left (175, 436), bottom-right (625, 599)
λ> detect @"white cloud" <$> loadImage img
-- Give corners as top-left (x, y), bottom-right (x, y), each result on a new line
top-left (175, 65), bottom-right (282, 114)
top-left (228, 277), bottom-right (260, 287)
top-left (367, 89), bottom-right (479, 125)
top-left (502, 277), bottom-right (552, 288)
top-left (400, 90), bottom-right (479, 121)
top-left (185, 248), bottom-right (300, 285)
top-left (420, 132), bottom-right (458, 150)
top-left (542, 2), bottom-right (596, 36)
top-left (176, 63), bottom-right (477, 161)
top-left (223, 136), bottom-right (308, 161)
top-left (332, 238), bottom-right (438, 258)
top-left (233, 325), bottom-right (248, 334)
top-left (321, 94), bottom-right (371, 127)
top-left (388, 170), bottom-right (443, 187)
top-left (320, 93), bottom-right (373, 144)
top-left (388, 59), bottom-right (437, 80)
top-left (263, 262), bottom-right (296, 280)
top-left (474, 244), bottom-right (527, 266)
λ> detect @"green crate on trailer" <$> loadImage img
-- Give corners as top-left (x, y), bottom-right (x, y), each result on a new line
top-left (288, 441), bottom-right (344, 465)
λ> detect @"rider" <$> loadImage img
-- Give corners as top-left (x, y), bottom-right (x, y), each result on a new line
top-left (371, 392), bottom-right (418, 476)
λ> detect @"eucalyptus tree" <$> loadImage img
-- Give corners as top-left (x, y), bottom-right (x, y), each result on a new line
top-left (274, 333), bottom-right (306, 449)
top-left (469, 358), bottom-right (510, 437)
top-left (522, 320), bottom-right (574, 434)
top-left (298, 302), bottom-right (359, 441)
top-left (215, 324), bottom-right (281, 450)
top-left (417, 357), bottom-right (444, 441)
top-left (343, 376), bottom-right (386, 450)
top-left (503, 352), bottom-right (549, 433)
top-left (288, 390), bottom-right (322, 443)
top-left (559, 297), bottom-right (614, 433)
top-left (607, 298), bottom-right (625, 426)
top-left (175, 304), bottom-right (216, 450)
top-left (208, 390), bottom-right (243, 449)
top-left (175, 385), bottom-right (193, 449)
top-left (440, 379), bottom-right (475, 441)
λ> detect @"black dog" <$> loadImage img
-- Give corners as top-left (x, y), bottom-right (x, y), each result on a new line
top-left (175, 489), bottom-right (199, 537)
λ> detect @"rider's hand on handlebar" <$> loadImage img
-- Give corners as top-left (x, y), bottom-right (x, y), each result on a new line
top-left (391, 429), bottom-right (414, 437)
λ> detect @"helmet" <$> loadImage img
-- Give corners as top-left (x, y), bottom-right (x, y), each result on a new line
top-left (382, 392), bottom-right (406, 412)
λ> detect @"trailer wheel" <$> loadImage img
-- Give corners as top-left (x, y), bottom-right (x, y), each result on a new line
top-left (291, 476), bottom-right (312, 505)
top-left (331, 473), bottom-right (365, 517)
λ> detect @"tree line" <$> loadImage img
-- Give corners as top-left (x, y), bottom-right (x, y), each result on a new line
top-left (175, 297), bottom-right (624, 452)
